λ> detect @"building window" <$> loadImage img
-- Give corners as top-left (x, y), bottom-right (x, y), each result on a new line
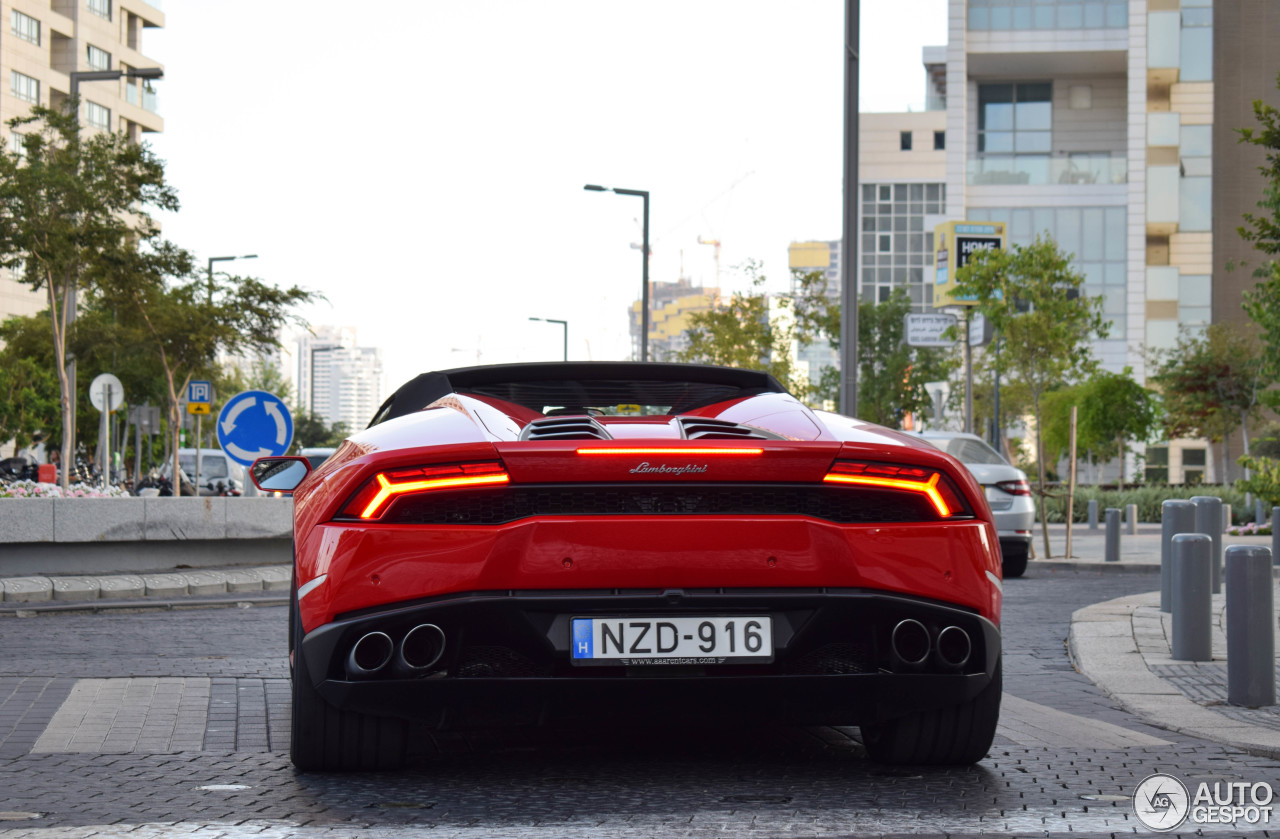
top-left (87, 44), bottom-right (112, 71)
top-left (968, 0), bottom-right (1127, 30)
top-left (972, 82), bottom-right (1052, 183)
top-left (11, 10), bottom-right (40, 45)
top-left (85, 101), bottom-right (110, 131)
top-left (7, 133), bottom-right (25, 157)
top-left (934, 131), bottom-right (945, 150)
top-left (88, 0), bottom-right (111, 20)
top-left (10, 71), bottom-right (39, 105)
top-left (900, 131), bottom-right (912, 151)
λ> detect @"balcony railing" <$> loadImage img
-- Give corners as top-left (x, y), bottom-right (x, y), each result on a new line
top-left (967, 155), bottom-right (1127, 186)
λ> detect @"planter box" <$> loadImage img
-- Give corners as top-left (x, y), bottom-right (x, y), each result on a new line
top-left (0, 497), bottom-right (294, 577)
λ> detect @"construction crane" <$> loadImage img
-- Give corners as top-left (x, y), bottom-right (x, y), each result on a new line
top-left (697, 235), bottom-right (721, 286)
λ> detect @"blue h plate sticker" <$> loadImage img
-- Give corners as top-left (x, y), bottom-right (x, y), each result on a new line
top-left (571, 619), bottom-right (593, 659)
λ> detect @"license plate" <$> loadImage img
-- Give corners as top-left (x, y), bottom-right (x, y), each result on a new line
top-left (570, 616), bottom-right (773, 665)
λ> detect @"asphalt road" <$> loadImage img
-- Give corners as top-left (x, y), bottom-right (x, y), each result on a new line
top-left (0, 565), bottom-right (1277, 838)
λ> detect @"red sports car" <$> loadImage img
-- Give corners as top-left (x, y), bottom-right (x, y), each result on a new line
top-left (252, 362), bottom-right (1003, 771)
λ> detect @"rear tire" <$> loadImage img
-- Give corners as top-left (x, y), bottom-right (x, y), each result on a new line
top-left (289, 590), bottom-right (408, 772)
top-left (860, 658), bottom-right (1002, 765)
top-left (1001, 545), bottom-right (1029, 578)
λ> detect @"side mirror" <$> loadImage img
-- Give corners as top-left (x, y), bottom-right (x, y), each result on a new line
top-left (249, 456), bottom-right (312, 494)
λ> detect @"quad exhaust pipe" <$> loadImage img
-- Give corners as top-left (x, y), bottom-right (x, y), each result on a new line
top-left (345, 624), bottom-right (447, 680)
top-left (395, 623), bottom-right (446, 675)
top-left (345, 631), bottom-right (394, 679)
top-left (889, 620), bottom-right (971, 672)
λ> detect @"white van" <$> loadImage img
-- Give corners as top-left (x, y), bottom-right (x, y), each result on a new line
top-left (169, 447), bottom-right (245, 496)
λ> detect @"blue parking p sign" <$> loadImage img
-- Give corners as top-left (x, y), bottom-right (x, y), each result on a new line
top-left (216, 390), bottom-right (294, 466)
top-left (188, 380), bottom-right (212, 404)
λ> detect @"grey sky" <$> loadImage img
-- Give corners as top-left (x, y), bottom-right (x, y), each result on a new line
top-left (147, 1), bottom-right (947, 391)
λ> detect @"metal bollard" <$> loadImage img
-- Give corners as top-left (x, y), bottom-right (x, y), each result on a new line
top-left (1225, 545), bottom-right (1276, 707)
top-left (1104, 507), bottom-right (1121, 562)
top-left (1273, 507), bottom-right (1280, 567)
top-left (1191, 495), bottom-right (1223, 594)
top-left (1125, 503), bottom-right (1138, 536)
top-left (1171, 533), bottom-right (1213, 662)
top-left (1088, 499), bottom-right (1099, 530)
top-left (1161, 500), bottom-right (1197, 612)
top-left (1222, 504), bottom-right (1232, 533)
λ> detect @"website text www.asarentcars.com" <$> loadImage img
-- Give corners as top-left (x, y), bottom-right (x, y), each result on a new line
top-left (1133, 773), bottom-right (1274, 832)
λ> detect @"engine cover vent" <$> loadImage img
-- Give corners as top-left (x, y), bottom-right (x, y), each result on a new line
top-left (520, 416), bottom-right (613, 441)
top-left (678, 417), bottom-right (781, 441)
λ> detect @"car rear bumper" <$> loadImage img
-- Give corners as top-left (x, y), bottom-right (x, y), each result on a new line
top-left (298, 588), bottom-right (1001, 727)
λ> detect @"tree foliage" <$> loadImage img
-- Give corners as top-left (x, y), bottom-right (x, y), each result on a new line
top-left (950, 235), bottom-right (1109, 556)
top-left (1037, 368), bottom-right (1162, 485)
top-left (291, 410), bottom-right (350, 451)
top-left (674, 262), bottom-right (805, 394)
top-left (94, 242), bottom-right (317, 491)
top-left (1149, 323), bottom-right (1266, 481)
top-left (0, 105), bottom-right (179, 488)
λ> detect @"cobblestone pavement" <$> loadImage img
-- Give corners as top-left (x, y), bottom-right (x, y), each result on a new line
top-left (0, 567), bottom-right (1277, 838)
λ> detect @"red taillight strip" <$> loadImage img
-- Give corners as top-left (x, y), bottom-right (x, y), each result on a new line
top-left (823, 469), bottom-right (953, 517)
top-left (576, 447), bottom-right (763, 456)
top-left (358, 471), bottom-right (510, 520)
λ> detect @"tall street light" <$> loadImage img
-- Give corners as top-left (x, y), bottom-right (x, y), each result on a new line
top-left (840, 0), bottom-right (860, 418)
top-left (207, 254), bottom-right (258, 303)
top-left (529, 317), bottom-right (568, 361)
top-left (584, 184), bottom-right (650, 362)
top-left (61, 67), bottom-right (163, 486)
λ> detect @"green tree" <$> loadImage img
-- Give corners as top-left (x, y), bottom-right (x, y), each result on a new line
top-left (1236, 70), bottom-right (1280, 263)
top-left (675, 262), bottom-right (804, 394)
top-left (1237, 71), bottom-right (1280, 388)
top-left (0, 105), bottom-right (179, 489)
top-left (98, 242), bottom-right (317, 492)
top-left (1078, 367), bottom-right (1162, 487)
top-left (291, 409), bottom-right (350, 451)
top-left (784, 271), bottom-right (958, 423)
top-left (1149, 323), bottom-right (1266, 482)
top-left (950, 235), bottom-right (1110, 557)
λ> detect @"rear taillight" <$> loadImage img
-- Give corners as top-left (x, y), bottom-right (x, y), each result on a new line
top-left (339, 461), bottom-right (509, 520)
top-left (994, 479), bottom-right (1031, 496)
top-left (822, 460), bottom-right (967, 518)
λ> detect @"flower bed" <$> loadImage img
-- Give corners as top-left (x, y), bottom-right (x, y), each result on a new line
top-left (1226, 521), bottom-right (1273, 537)
top-left (0, 480), bottom-right (129, 499)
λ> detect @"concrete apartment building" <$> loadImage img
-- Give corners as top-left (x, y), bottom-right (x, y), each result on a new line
top-left (794, 1), bottom-right (1280, 483)
top-left (0, 0), bottom-right (164, 323)
top-left (294, 326), bottom-right (385, 436)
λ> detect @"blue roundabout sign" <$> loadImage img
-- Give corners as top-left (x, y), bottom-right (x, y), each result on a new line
top-left (216, 390), bottom-right (294, 467)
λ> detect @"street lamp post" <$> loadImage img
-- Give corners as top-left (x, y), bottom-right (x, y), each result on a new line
top-left (529, 318), bottom-right (568, 362)
top-left (60, 67), bottom-right (164, 487)
top-left (584, 184), bottom-right (650, 362)
top-left (207, 254), bottom-right (258, 303)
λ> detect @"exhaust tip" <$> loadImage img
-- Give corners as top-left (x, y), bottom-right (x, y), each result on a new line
top-left (398, 623), bottom-right (446, 673)
top-left (936, 625), bottom-right (972, 669)
top-left (346, 631), bottom-right (394, 678)
top-left (890, 619), bottom-right (930, 667)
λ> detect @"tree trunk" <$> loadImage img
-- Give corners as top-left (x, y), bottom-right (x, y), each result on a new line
top-left (1241, 411), bottom-right (1253, 482)
top-left (1117, 435), bottom-right (1126, 490)
top-left (1034, 395), bottom-right (1052, 559)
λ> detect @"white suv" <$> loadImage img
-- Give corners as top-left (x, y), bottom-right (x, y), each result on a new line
top-left (914, 432), bottom-right (1035, 577)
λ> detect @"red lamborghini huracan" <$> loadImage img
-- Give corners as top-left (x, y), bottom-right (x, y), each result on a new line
top-left (251, 362), bottom-right (1003, 771)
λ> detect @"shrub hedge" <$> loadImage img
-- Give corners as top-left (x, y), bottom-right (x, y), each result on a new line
top-left (1038, 485), bottom-right (1256, 524)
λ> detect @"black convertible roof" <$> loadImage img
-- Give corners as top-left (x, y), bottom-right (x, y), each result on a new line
top-left (369, 362), bottom-right (788, 425)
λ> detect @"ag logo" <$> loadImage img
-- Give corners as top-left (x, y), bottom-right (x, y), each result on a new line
top-left (1133, 773), bottom-right (1190, 831)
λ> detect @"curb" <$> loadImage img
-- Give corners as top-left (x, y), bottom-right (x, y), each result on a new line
top-left (1068, 591), bottom-right (1280, 759)
top-left (0, 566), bottom-right (292, 604)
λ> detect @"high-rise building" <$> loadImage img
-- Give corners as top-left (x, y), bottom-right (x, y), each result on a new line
top-left (938, 0), bottom-right (1280, 482)
top-left (0, 0), bottom-right (165, 323)
top-left (295, 326), bottom-right (384, 434)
